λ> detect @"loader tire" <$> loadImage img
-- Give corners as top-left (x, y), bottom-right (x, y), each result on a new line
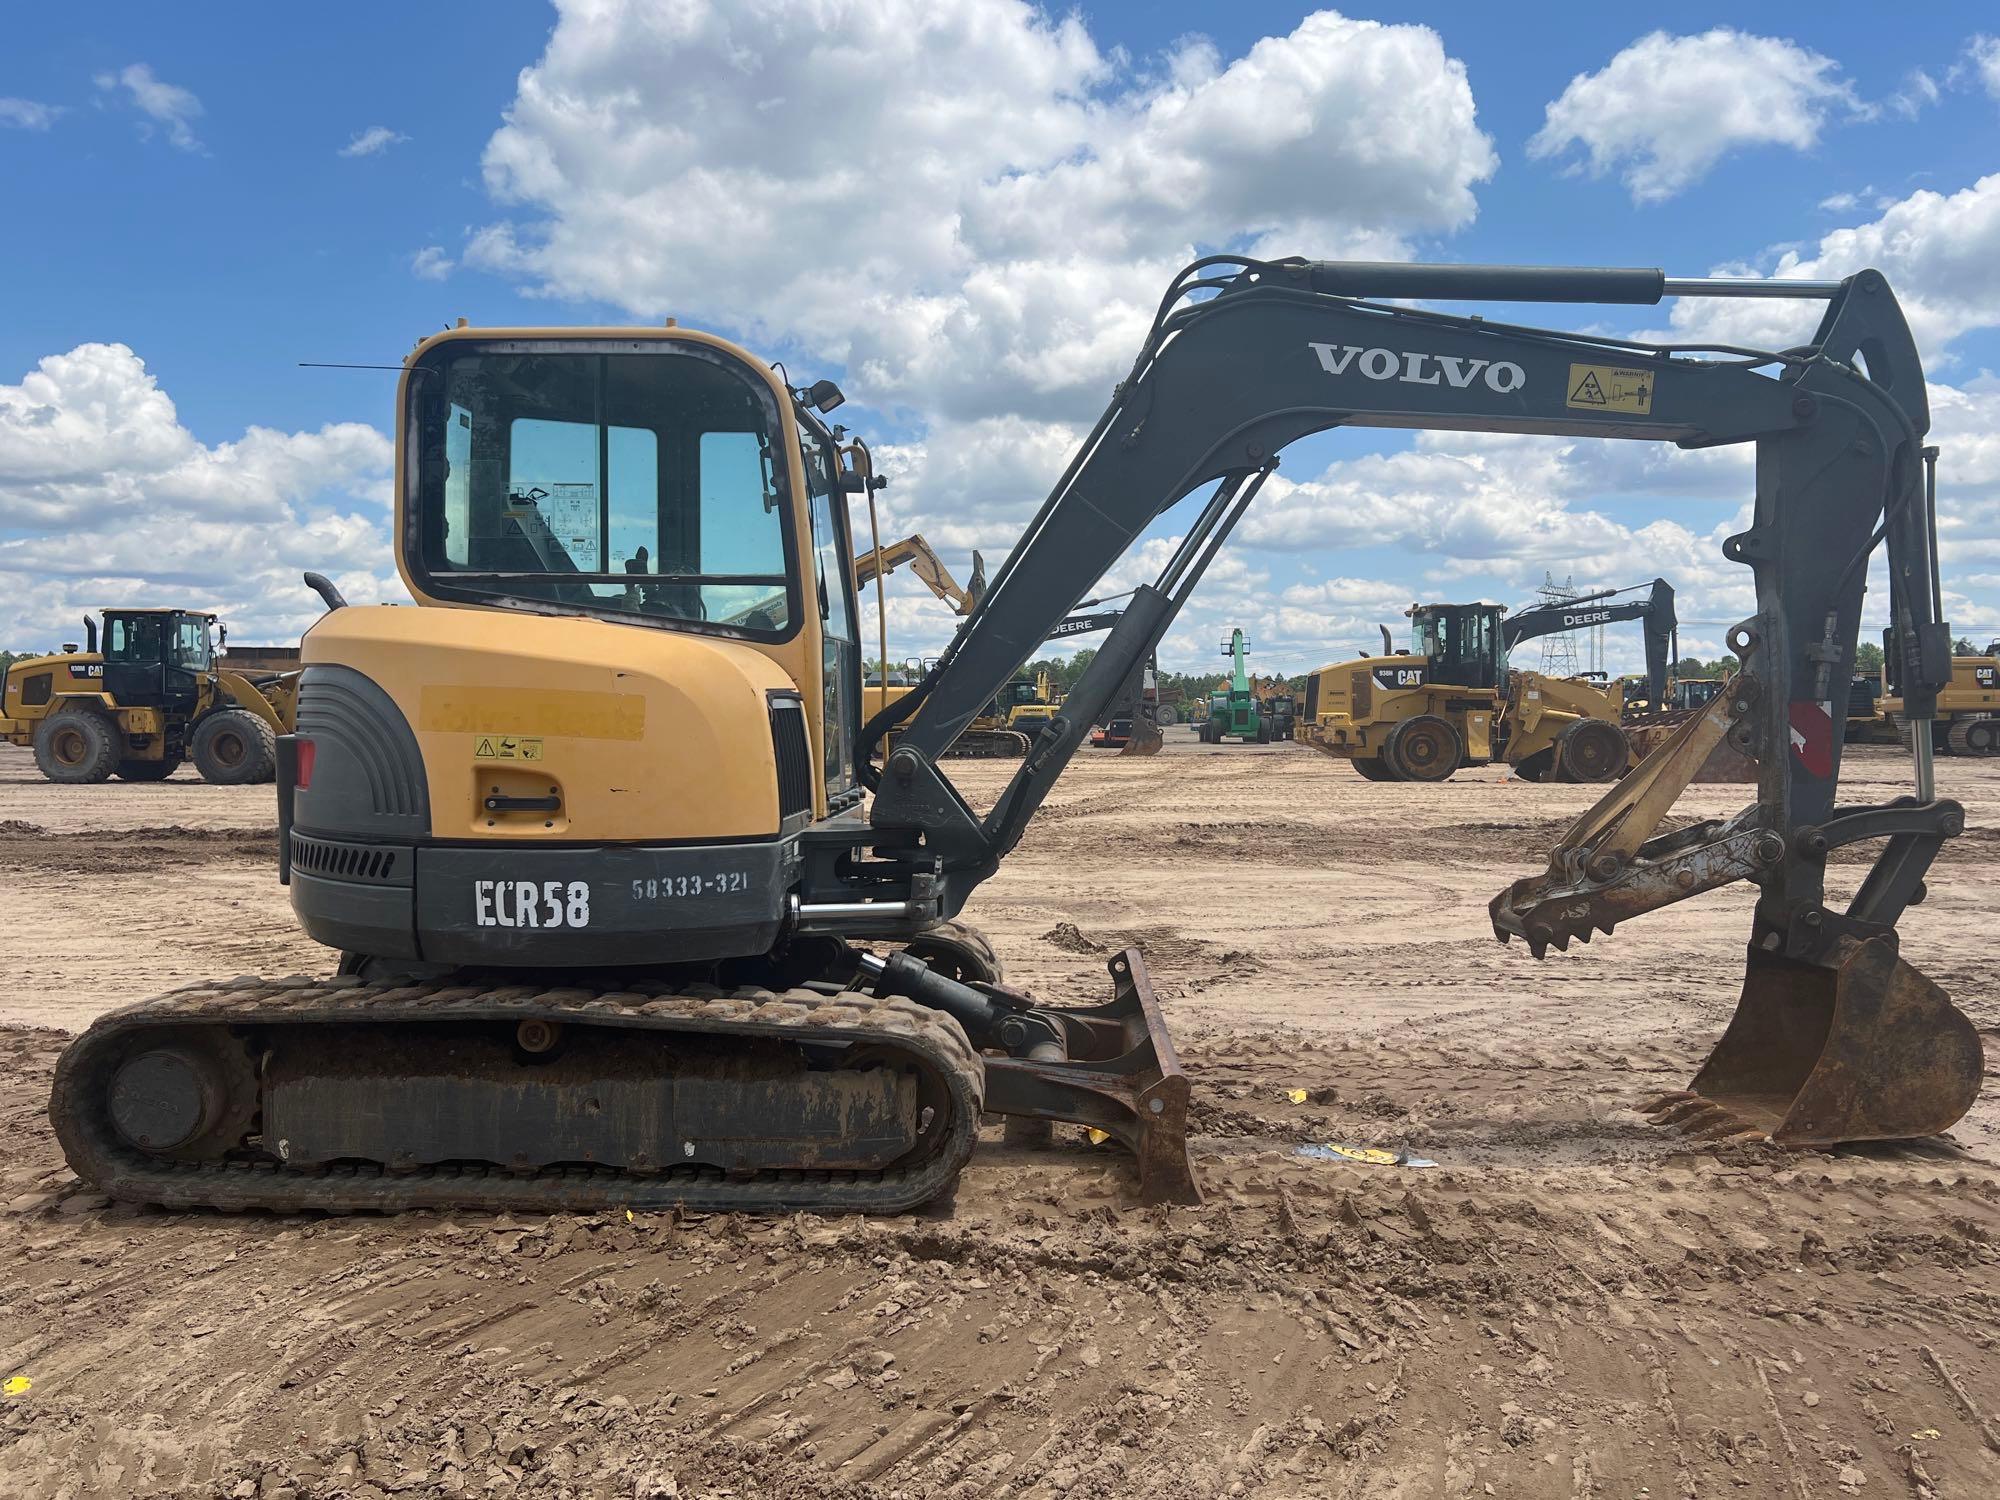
top-left (33, 708), bottom-right (120, 784)
top-left (116, 757), bottom-right (183, 782)
top-left (1255, 714), bottom-right (1271, 744)
top-left (191, 710), bottom-right (277, 786)
top-left (1351, 756), bottom-right (1397, 781)
top-left (1555, 719), bottom-right (1629, 783)
top-left (1384, 715), bottom-right (1460, 782)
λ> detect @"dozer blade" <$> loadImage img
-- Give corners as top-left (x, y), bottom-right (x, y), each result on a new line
top-left (982, 947), bottom-right (1200, 1204)
top-left (1650, 937), bottom-right (1983, 1146)
top-left (1119, 720), bottom-right (1165, 756)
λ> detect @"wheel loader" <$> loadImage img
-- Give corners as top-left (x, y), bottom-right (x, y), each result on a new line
top-left (52, 256), bottom-right (1981, 1216)
top-left (1, 608), bottom-right (296, 785)
top-left (1296, 600), bottom-right (1656, 788)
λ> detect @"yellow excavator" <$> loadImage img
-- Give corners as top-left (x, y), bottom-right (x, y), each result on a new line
top-left (851, 534), bottom-right (985, 614)
top-left (852, 534), bottom-right (982, 735)
top-left (52, 257), bottom-right (1981, 1214)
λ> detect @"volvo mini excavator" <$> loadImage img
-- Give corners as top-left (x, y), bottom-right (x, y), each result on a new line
top-left (52, 256), bottom-right (1982, 1214)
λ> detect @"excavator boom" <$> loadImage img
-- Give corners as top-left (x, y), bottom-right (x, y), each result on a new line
top-left (867, 255), bottom-right (1976, 1148)
top-left (1503, 578), bottom-right (1678, 708)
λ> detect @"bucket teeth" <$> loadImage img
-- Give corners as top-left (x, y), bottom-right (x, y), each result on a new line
top-left (1638, 1092), bottom-right (1767, 1143)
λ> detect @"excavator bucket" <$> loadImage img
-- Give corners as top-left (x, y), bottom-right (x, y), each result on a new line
top-left (1647, 937), bottom-right (1983, 1145)
top-left (1119, 719), bottom-right (1164, 756)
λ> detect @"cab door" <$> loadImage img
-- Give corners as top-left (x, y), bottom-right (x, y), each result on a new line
top-left (164, 614), bottom-right (211, 712)
top-left (799, 436), bottom-right (858, 801)
top-left (101, 614), bottom-right (167, 707)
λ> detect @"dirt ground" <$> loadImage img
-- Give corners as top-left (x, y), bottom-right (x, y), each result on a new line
top-left (1, 735), bottom-right (1996, 1500)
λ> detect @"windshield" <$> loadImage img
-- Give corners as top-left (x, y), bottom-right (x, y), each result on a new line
top-left (409, 345), bottom-right (795, 635)
top-left (173, 615), bottom-right (213, 668)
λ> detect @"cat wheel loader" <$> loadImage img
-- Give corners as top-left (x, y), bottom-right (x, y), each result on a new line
top-left (52, 256), bottom-right (1981, 1217)
top-left (1302, 580), bottom-right (1675, 781)
top-left (1, 608), bottom-right (296, 785)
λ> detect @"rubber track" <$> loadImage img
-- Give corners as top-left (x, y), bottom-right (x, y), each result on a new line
top-left (51, 976), bottom-right (984, 1215)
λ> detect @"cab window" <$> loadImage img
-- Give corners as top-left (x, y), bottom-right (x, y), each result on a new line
top-left (173, 617), bottom-right (213, 668)
top-left (411, 348), bottom-right (795, 636)
top-left (105, 616), bottom-right (164, 662)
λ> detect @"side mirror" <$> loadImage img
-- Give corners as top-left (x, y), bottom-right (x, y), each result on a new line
top-left (805, 379), bottom-right (845, 413)
top-left (838, 469), bottom-right (866, 494)
top-left (218, 622), bottom-right (228, 648)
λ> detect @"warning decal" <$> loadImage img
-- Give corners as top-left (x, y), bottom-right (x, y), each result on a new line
top-left (1566, 363), bottom-right (1654, 415)
top-left (474, 735), bottom-right (544, 761)
top-left (1788, 701), bottom-right (1834, 778)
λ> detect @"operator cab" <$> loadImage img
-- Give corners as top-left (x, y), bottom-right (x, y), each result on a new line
top-left (1407, 602), bottom-right (1504, 690)
top-left (402, 334), bottom-right (865, 804)
top-left (100, 608), bottom-right (219, 714)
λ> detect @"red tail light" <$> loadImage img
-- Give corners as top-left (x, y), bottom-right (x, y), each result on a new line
top-left (295, 738), bottom-right (316, 789)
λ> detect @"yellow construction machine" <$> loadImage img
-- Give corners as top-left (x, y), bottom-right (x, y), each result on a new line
top-left (1881, 642), bottom-right (2000, 756)
top-left (851, 534), bottom-right (985, 615)
top-left (1, 607), bottom-right (297, 784)
top-left (52, 257), bottom-right (1981, 1216)
top-left (1301, 581), bottom-right (1676, 781)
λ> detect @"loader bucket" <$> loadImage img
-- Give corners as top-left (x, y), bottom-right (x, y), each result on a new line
top-left (1624, 715), bottom-right (1756, 782)
top-left (1119, 720), bottom-right (1164, 756)
top-left (1647, 937), bottom-right (1983, 1145)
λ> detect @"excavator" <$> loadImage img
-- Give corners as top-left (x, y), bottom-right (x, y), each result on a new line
top-left (850, 534), bottom-right (985, 615)
top-left (1302, 579), bottom-right (1677, 781)
top-left (51, 256), bottom-right (1982, 1215)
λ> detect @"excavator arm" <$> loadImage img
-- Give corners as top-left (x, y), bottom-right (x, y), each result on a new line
top-left (862, 255), bottom-right (1977, 1148)
top-left (852, 534), bottom-right (986, 615)
top-left (1504, 578), bottom-right (1678, 707)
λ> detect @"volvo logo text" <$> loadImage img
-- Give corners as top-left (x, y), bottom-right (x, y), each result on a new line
top-left (1309, 343), bottom-right (1526, 394)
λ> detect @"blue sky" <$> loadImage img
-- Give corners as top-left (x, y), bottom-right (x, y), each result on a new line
top-left (4, 3), bottom-right (1998, 677)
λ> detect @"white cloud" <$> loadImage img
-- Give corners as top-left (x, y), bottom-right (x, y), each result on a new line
top-left (1529, 29), bottom-right (1864, 203)
top-left (466, 2), bottom-right (1495, 424)
top-left (339, 125), bottom-right (409, 158)
top-left (0, 98), bottom-right (60, 131)
top-left (1887, 68), bottom-right (1941, 120)
top-left (0, 344), bottom-right (395, 650)
top-left (93, 63), bottom-right (204, 152)
top-left (1647, 172), bottom-right (2000, 360)
top-left (411, 245), bottom-right (454, 281)
top-left (1963, 36), bottom-right (2000, 100)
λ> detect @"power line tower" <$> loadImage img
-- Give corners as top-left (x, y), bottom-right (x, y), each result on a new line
top-left (1535, 572), bottom-right (1582, 677)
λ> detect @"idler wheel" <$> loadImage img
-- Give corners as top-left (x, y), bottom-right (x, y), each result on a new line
top-left (110, 1048), bottom-right (226, 1153)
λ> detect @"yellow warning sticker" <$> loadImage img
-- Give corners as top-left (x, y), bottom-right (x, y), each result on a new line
top-left (1566, 363), bottom-right (1654, 415)
top-left (474, 735), bottom-right (544, 761)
